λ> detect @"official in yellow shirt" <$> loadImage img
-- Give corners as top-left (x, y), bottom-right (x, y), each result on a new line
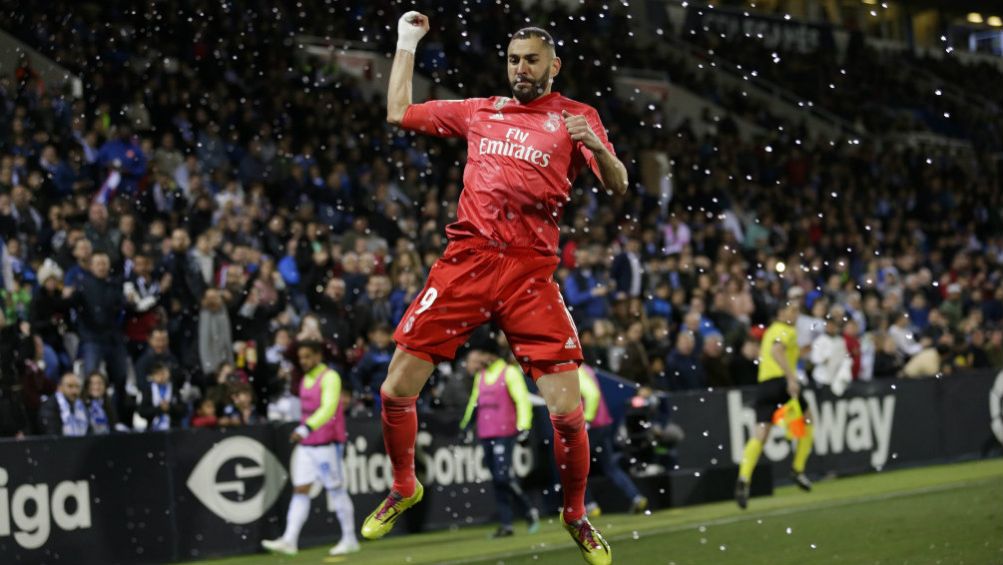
top-left (736, 300), bottom-right (815, 509)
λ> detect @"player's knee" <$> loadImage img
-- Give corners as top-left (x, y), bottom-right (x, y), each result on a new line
top-left (383, 349), bottom-right (436, 397)
top-left (293, 484), bottom-right (312, 495)
top-left (547, 395), bottom-right (580, 416)
top-left (549, 405), bottom-right (585, 433)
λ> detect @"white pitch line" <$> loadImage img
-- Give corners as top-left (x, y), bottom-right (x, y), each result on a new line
top-left (437, 477), bottom-right (1000, 565)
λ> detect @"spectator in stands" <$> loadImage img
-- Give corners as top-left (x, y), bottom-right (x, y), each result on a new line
top-left (702, 333), bottom-right (732, 388)
top-left (96, 125), bottom-right (146, 192)
top-left (191, 398), bottom-right (218, 428)
top-left (984, 329), bottom-right (1003, 369)
top-left (161, 228), bottom-right (205, 368)
top-left (84, 372), bottom-right (119, 434)
top-left (564, 247), bottom-right (611, 327)
top-left (38, 372), bottom-right (88, 437)
top-left (354, 274), bottom-right (393, 337)
top-left (662, 214), bottom-right (691, 255)
top-left (796, 292), bottom-right (827, 349)
top-left (645, 281), bottom-right (673, 321)
top-left (219, 382), bottom-right (261, 427)
top-left (31, 260), bottom-right (71, 372)
top-left (811, 317), bottom-right (853, 395)
top-left (138, 363), bottom-right (185, 431)
top-left (84, 202), bottom-right (121, 265)
top-left (135, 327), bottom-right (181, 388)
top-left (939, 283), bottom-right (965, 330)
top-left (63, 236), bottom-right (92, 288)
top-left (617, 321), bottom-right (651, 386)
top-left (123, 253), bottom-right (165, 358)
top-left (729, 336), bottom-right (761, 387)
top-left (198, 288), bottom-right (233, 376)
top-left (611, 238), bottom-right (645, 298)
top-left (872, 334), bottom-right (903, 378)
top-left (0, 315), bottom-right (32, 438)
top-left (350, 324), bottom-right (394, 408)
top-left (73, 251), bottom-right (130, 418)
top-left (661, 331), bottom-right (703, 391)
top-left (889, 311), bottom-right (924, 358)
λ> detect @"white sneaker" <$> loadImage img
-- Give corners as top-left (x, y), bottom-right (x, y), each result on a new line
top-left (328, 538), bottom-right (361, 556)
top-left (261, 538), bottom-right (298, 556)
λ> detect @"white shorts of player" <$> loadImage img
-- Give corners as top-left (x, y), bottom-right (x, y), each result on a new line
top-left (290, 443), bottom-right (345, 490)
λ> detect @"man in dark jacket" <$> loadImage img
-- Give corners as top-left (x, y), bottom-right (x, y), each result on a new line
top-left (661, 331), bottom-right (705, 391)
top-left (72, 252), bottom-right (130, 421)
top-left (38, 372), bottom-right (89, 436)
top-left (134, 327), bottom-right (183, 388)
top-left (160, 228), bottom-right (206, 369)
top-left (0, 316), bottom-right (31, 437)
top-left (611, 238), bottom-right (644, 299)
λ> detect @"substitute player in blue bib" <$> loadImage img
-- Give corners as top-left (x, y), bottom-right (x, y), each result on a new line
top-left (262, 341), bottom-right (359, 556)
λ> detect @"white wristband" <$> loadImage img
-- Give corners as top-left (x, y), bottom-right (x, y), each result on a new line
top-left (294, 424), bottom-right (310, 438)
top-left (397, 37), bottom-right (419, 54)
top-left (396, 11), bottom-right (427, 54)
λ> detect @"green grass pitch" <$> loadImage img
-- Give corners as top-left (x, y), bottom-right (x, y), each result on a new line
top-left (188, 458), bottom-right (1003, 565)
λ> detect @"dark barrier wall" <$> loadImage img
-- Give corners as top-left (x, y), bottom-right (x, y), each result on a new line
top-left (1, 370), bottom-right (1000, 564)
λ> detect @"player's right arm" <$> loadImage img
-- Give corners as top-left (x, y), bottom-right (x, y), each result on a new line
top-left (388, 12), bottom-right (480, 137)
top-left (387, 12), bottom-right (429, 125)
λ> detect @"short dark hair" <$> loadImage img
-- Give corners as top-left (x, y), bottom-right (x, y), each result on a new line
top-left (230, 382), bottom-right (253, 397)
top-left (297, 340), bottom-right (324, 355)
top-left (511, 27), bottom-right (556, 52)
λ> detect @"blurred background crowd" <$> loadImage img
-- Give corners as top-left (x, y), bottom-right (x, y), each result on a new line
top-left (0, 0), bottom-right (1000, 438)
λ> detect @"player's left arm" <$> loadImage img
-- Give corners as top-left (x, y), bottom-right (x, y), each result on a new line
top-left (459, 374), bottom-right (480, 430)
top-left (504, 366), bottom-right (534, 431)
top-left (305, 370), bottom-right (341, 431)
top-left (563, 108), bottom-right (629, 195)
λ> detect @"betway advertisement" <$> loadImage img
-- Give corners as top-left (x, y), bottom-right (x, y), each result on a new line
top-left (672, 371), bottom-right (999, 477)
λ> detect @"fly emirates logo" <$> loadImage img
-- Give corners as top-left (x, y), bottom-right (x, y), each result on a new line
top-left (478, 127), bottom-right (552, 168)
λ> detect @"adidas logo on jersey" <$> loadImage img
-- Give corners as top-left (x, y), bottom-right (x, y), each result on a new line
top-left (565, 337), bottom-right (577, 349)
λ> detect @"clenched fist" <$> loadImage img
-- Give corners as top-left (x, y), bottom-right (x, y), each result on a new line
top-left (397, 11), bottom-right (429, 54)
top-left (562, 110), bottom-right (603, 153)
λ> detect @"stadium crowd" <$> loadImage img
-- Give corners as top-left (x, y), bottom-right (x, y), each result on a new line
top-left (0, 0), bottom-right (1001, 438)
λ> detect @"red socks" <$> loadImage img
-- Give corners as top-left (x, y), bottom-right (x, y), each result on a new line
top-left (550, 405), bottom-right (590, 523)
top-left (381, 391), bottom-right (419, 498)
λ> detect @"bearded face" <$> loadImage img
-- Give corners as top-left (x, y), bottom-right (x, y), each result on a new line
top-left (510, 67), bottom-right (552, 104)
top-left (506, 37), bottom-right (559, 104)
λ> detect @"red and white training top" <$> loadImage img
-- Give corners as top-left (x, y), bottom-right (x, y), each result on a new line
top-left (400, 92), bottom-right (614, 255)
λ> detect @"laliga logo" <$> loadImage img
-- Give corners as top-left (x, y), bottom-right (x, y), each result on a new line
top-left (187, 436), bottom-right (288, 524)
top-left (991, 371), bottom-right (1003, 446)
top-left (0, 466), bottom-right (92, 550)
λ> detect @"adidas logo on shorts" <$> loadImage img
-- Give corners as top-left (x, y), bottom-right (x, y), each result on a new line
top-left (565, 337), bottom-right (577, 349)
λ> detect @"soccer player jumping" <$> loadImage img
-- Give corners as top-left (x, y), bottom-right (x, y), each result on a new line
top-left (360, 12), bottom-right (628, 565)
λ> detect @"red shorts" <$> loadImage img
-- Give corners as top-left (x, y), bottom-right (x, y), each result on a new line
top-left (393, 238), bottom-right (582, 379)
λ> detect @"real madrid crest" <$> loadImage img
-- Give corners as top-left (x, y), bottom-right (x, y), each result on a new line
top-left (490, 97), bottom-right (510, 120)
top-left (544, 111), bottom-right (561, 133)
